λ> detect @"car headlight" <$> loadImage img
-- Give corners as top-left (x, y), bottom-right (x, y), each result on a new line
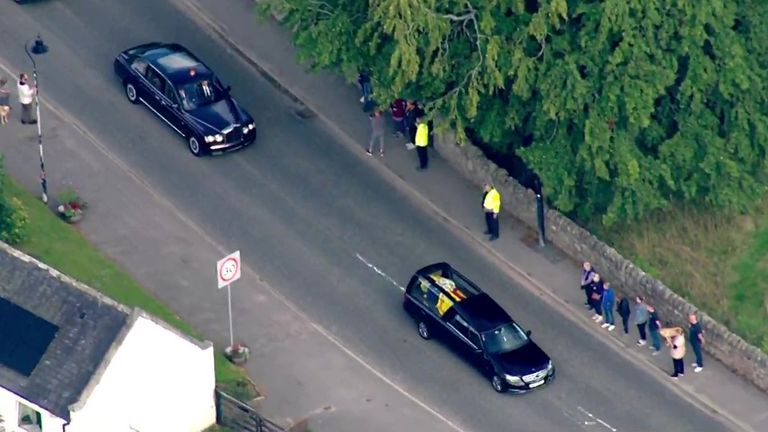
top-left (214, 134), bottom-right (224, 142)
top-left (204, 135), bottom-right (215, 143)
top-left (504, 374), bottom-right (523, 385)
top-left (248, 122), bottom-right (255, 130)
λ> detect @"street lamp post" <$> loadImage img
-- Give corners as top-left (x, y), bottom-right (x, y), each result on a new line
top-left (25, 35), bottom-right (49, 203)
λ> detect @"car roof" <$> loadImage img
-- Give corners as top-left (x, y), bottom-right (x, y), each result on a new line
top-left (456, 294), bottom-right (513, 333)
top-left (141, 43), bottom-right (213, 84)
top-left (414, 262), bottom-right (513, 332)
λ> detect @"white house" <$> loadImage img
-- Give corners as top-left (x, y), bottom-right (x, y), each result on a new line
top-left (0, 242), bottom-right (217, 432)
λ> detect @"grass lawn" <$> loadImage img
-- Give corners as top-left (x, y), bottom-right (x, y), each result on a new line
top-left (3, 177), bottom-right (256, 400)
top-left (600, 202), bottom-right (768, 353)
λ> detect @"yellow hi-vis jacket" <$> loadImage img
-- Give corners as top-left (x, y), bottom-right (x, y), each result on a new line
top-left (415, 123), bottom-right (429, 147)
top-left (483, 188), bottom-right (501, 213)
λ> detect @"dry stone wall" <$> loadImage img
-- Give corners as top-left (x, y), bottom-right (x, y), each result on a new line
top-left (433, 132), bottom-right (768, 393)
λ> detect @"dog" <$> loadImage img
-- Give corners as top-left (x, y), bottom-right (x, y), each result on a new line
top-left (0, 105), bottom-right (10, 125)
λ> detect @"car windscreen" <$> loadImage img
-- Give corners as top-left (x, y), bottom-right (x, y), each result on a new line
top-left (482, 323), bottom-right (529, 354)
top-left (177, 78), bottom-right (224, 111)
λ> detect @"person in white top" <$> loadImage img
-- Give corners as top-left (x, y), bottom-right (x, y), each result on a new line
top-left (17, 73), bottom-right (36, 125)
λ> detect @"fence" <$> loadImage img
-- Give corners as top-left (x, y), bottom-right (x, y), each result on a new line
top-left (215, 390), bottom-right (287, 432)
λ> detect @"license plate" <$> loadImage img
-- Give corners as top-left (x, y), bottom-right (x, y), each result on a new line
top-left (529, 380), bottom-right (545, 388)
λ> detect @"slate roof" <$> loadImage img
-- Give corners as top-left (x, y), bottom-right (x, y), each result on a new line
top-left (0, 242), bottom-right (131, 421)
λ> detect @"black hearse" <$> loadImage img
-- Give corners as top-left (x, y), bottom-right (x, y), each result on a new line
top-left (403, 262), bottom-right (555, 393)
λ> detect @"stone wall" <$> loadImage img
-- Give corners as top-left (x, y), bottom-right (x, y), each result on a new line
top-left (433, 132), bottom-right (768, 393)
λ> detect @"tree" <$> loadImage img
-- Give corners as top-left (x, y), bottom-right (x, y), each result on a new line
top-left (260, 0), bottom-right (768, 225)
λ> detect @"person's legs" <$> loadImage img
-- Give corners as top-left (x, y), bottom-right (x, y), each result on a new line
top-left (394, 118), bottom-right (405, 136)
top-left (484, 212), bottom-right (493, 234)
top-left (621, 315), bottom-right (629, 334)
top-left (490, 214), bottom-right (499, 239)
top-left (592, 300), bottom-right (603, 322)
top-left (361, 82), bottom-right (372, 102)
top-left (21, 103), bottom-right (31, 123)
top-left (416, 146), bottom-right (428, 169)
top-left (604, 307), bottom-right (614, 325)
top-left (650, 329), bottom-right (661, 351)
top-left (637, 322), bottom-right (647, 344)
top-left (672, 358), bottom-right (684, 377)
top-left (583, 287), bottom-right (593, 309)
top-left (692, 343), bottom-right (704, 368)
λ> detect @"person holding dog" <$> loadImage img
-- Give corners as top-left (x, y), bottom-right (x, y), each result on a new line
top-left (0, 77), bottom-right (11, 125)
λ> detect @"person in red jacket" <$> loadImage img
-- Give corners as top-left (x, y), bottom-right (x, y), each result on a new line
top-left (390, 98), bottom-right (407, 138)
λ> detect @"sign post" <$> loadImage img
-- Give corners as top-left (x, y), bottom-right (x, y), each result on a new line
top-left (217, 250), bottom-right (241, 347)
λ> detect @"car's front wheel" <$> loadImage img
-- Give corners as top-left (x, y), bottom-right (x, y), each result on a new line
top-left (491, 375), bottom-right (506, 393)
top-left (188, 136), bottom-right (204, 157)
top-left (124, 81), bottom-right (139, 104)
top-left (417, 321), bottom-right (431, 340)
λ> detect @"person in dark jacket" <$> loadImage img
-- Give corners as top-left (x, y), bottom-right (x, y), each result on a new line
top-left (580, 262), bottom-right (596, 309)
top-left (601, 282), bottom-right (616, 331)
top-left (647, 305), bottom-right (662, 354)
top-left (358, 71), bottom-right (372, 103)
top-left (590, 273), bottom-right (604, 322)
top-left (616, 294), bottom-right (631, 335)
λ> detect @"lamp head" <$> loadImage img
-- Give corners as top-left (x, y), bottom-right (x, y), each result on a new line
top-left (30, 35), bottom-right (48, 56)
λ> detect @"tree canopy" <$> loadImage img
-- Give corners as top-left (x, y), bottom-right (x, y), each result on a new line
top-left (260, 0), bottom-right (768, 225)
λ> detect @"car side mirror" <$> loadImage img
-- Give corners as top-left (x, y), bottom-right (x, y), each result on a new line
top-left (526, 330), bottom-right (532, 337)
top-left (225, 85), bottom-right (232, 93)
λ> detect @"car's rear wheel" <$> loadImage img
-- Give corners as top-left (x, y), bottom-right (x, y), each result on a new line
top-left (417, 321), bottom-right (431, 340)
top-left (491, 375), bottom-right (506, 393)
top-left (188, 136), bottom-right (204, 157)
top-left (124, 81), bottom-right (138, 104)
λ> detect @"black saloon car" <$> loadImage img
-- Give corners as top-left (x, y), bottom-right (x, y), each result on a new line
top-left (403, 262), bottom-right (555, 393)
top-left (113, 42), bottom-right (256, 156)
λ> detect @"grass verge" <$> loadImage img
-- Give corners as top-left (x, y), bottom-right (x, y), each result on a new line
top-left (4, 177), bottom-right (256, 400)
top-left (600, 202), bottom-right (768, 353)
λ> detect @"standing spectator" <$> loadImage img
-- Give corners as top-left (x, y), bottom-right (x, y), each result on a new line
top-left (664, 327), bottom-right (686, 379)
top-left (482, 183), bottom-right (501, 241)
top-left (358, 71), bottom-right (372, 103)
top-left (0, 77), bottom-right (11, 125)
top-left (414, 117), bottom-right (430, 170)
top-left (590, 273), bottom-right (604, 322)
top-left (580, 262), bottom-right (596, 309)
top-left (647, 305), bottom-right (662, 355)
top-left (616, 293), bottom-right (631, 335)
top-left (634, 296), bottom-right (649, 346)
top-left (366, 110), bottom-right (385, 156)
top-left (601, 282), bottom-right (616, 331)
top-left (688, 313), bottom-right (705, 373)
top-left (390, 98), bottom-right (407, 138)
top-left (17, 73), bottom-right (36, 125)
top-left (405, 101), bottom-right (424, 149)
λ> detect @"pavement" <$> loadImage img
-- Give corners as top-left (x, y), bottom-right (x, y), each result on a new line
top-left (0, 0), bottom-right (766, 431)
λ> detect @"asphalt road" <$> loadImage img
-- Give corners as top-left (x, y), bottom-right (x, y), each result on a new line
top-left (0, 1), bottom-right (734, 431)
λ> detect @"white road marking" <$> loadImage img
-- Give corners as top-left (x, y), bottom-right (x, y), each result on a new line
top-left (356, 254), bottom-right (406, 292)
top-left (578, 406), bottom-right (618, 431)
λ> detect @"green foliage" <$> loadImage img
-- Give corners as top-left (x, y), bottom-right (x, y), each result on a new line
top-left (260, 0), bottom-right (768, 225)
top-left (0, 156), bottom-right (29, 244)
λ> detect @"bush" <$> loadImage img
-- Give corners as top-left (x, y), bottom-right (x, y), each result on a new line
top-left (0, 156), bottom-right (29, 245)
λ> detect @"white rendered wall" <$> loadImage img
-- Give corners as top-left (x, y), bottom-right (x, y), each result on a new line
top-left (67, 316), bottom-right (216, 432)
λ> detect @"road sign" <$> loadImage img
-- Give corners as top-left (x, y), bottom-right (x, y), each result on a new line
top-left (217, 250), bottom-right (241, 289)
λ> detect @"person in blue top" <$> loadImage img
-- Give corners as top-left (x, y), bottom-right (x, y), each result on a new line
top-left (600, 282), bottom-right (616, 331)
